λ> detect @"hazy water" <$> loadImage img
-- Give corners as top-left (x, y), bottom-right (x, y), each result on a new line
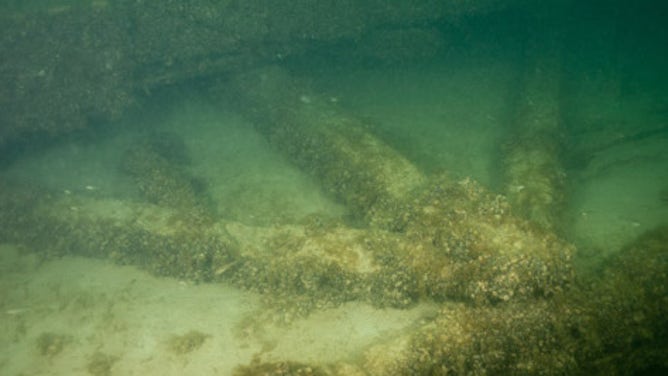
top-left (1, 1), bottom-right (667, 374)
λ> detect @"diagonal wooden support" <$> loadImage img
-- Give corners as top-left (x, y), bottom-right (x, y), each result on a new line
top-left (502, 34), bottom-right (568, 233)
top-left (0, 175), bottom-right (569, 310)
top-left (225, 66), bottom-right (575, 304)
top-left (224, 66), bottom-right (427, 228)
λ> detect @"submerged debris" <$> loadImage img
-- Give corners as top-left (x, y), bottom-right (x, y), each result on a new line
top-left (167, 330), bottom-right (210, 355)
top-left (120, 133), bottom-right (215, 222)
top-left (86, 351), bottom-right (119, 376)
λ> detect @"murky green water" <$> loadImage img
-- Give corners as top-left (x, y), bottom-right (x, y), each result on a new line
top-left (1, 1), bottom-right (667, 374)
